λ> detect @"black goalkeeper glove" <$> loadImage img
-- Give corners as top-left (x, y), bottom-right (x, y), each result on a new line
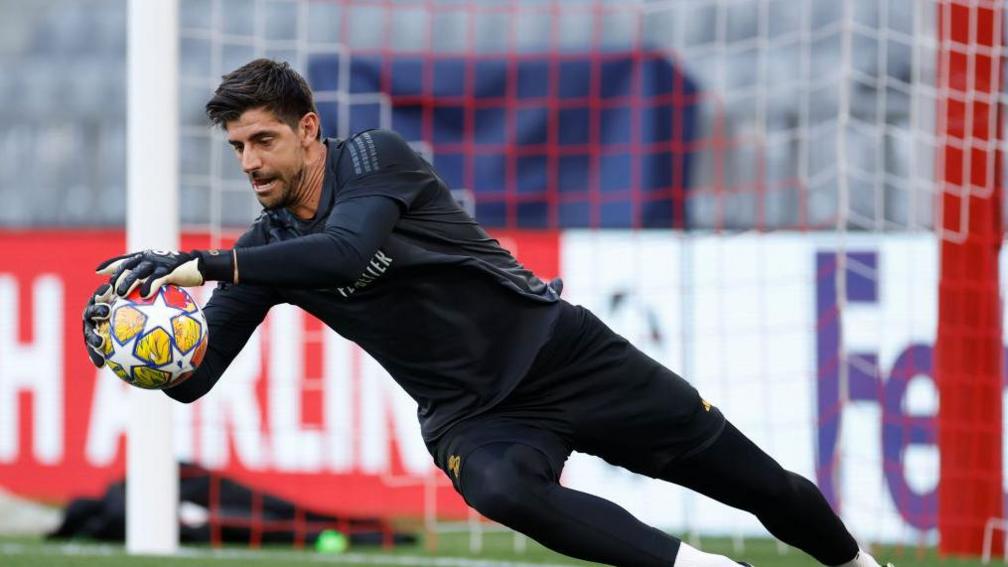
top-left (82, 283), bottom-right (114, 368)
top-left (96, 248), bottom-right (235, 298)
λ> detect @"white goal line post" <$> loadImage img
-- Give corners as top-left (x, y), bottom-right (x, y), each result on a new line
top-left (126, 0), bottom-right (180, 555)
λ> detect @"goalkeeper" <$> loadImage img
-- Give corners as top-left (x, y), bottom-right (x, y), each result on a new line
top-left (83, 59), bottom-right (890, 567)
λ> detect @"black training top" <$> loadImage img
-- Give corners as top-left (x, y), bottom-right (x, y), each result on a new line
top-left (165, 130), bottom-right (561, 441)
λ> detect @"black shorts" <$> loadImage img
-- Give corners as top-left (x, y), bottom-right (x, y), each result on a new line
top-left (429, 300), bottom-right (726, 490)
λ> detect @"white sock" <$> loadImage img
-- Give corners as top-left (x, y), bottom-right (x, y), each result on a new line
top-left (836, 549), bottom-right (883, 567)
top-left (673, 542), bottom-right (741, 566)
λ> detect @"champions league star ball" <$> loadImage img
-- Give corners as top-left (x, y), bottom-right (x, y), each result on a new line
top-left (95, 285), bottom-right (209, 390)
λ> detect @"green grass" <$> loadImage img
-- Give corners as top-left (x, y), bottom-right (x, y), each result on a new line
top-left (0, 532), bottom-right (996, 566)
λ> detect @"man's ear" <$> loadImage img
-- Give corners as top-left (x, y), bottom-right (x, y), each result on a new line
top-left (300, 112), bottom-right (320, 144)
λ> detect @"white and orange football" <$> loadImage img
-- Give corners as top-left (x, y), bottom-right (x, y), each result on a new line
top-left (95, 285), bottom-right (208, 390)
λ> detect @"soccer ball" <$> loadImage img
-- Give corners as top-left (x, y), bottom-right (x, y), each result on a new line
top-left (94, 285), bottom-right (209, 390)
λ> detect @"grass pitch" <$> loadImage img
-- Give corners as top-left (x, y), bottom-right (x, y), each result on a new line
top-left (0, 532), bottom-right (995, 566)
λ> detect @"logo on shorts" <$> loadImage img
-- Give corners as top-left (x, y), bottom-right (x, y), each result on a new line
top-left (701, 399), bottom-right (712, 412)
top-left (447, 455), bottom-right (461, 479)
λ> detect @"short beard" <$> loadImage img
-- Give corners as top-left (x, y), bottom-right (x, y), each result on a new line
top-left (260, 166), bottom-right (305, 211)
top-left (280, 165), bottom-right (307, 209)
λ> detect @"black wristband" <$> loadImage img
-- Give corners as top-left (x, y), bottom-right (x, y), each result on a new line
top-left (195, 249), bottom-right (234, 282)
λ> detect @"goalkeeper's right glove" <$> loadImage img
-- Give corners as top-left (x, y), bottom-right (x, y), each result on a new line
top-left (96, 248), bottom-right (235, 299)
top-left (82, 283), bottom-right (114, 368)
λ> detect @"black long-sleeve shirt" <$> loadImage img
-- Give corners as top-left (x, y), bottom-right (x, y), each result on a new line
top-left (165, 129), bottom-right (561, 442)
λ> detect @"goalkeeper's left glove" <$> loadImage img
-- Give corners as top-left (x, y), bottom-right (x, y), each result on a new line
top-left (96, 248), bottom-right (235, 298)
top-left (82, 283), bottom-right (115, 368)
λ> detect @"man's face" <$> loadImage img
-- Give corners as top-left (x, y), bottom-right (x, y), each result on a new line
top-left (225, 107), bottom-right (311, 209)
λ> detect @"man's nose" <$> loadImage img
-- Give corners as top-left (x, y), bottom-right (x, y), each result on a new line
top-left (241, 148), bottom-right (262, 173)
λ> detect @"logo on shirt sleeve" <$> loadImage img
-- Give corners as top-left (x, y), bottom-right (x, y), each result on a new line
top-left (336, 249), bottom-right (393, 298)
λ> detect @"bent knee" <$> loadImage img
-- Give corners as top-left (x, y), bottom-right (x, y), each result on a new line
top-left (459, 444), bottom-right (554, 523)
top-left (464, 481), bottom-right (529, 523)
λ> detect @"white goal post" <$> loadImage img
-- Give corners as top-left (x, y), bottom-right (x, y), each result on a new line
top-left (126, 0), bottom-right (180, 555)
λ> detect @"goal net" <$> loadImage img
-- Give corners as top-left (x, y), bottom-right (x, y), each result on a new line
top-left (175, 0), bottom-right (1004, 556)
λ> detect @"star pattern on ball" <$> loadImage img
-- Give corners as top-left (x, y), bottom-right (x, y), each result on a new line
top-left (129, 289), bottom-right (177, 333)
top-left (103, 286), bottom-right (208, 390)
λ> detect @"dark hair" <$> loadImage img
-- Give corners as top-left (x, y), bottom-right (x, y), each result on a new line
top-left (205, 59), bottom-right (320, 139)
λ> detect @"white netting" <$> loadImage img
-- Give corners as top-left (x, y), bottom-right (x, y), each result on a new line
top-left (179, 0), bottom-right (943, 235)
top-left (176, 0), bottom-right (1002, 553)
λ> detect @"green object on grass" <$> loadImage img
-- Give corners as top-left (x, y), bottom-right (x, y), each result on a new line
top-left (315, 529), bottom-right (348, 554)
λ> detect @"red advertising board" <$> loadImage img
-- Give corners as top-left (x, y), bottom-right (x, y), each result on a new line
top-left (0, 228), bottom-right (558, 519)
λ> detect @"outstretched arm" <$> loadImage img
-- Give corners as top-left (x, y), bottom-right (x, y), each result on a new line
top-left (95, 194), bottom-right (401, 295)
